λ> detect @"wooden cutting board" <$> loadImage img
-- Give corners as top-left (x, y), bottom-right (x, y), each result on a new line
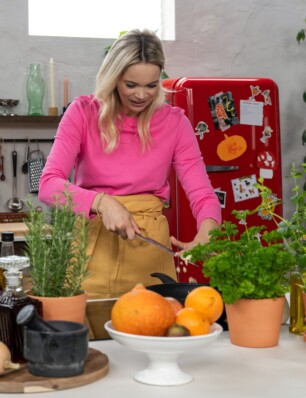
top-left (0, 222), bottom-right (28, 237)
top-left (0, 348), bottom-right (109, 393)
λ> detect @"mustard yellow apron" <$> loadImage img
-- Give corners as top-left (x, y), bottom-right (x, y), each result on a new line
top-left (83, 195), bottom-right (177, 339)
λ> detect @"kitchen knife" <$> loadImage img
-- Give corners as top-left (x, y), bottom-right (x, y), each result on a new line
top-left (135, 233), bottom-right (199, 267)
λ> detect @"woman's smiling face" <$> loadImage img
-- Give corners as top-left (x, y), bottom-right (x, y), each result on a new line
top-left (116, 63), bottom-right (161, 116)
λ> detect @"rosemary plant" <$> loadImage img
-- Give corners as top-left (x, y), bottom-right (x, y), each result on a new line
top-left (24, 191), bottom-right (90, 297)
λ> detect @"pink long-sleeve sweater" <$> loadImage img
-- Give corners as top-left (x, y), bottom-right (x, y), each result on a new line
top-left (39, 95), bottom-right (221, 229)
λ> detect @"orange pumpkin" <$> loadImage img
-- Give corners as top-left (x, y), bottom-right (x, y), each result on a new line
top-left (217, 134), bottom-right (247, 161)
top-left (111, 284), bottom-right (175, 336)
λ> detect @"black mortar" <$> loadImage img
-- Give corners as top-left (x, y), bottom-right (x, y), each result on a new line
top-left (17, 305), bottom-right (89, 378)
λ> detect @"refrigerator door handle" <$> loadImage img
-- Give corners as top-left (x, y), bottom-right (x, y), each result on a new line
top-left (206, 165), bottom-right (239, 172)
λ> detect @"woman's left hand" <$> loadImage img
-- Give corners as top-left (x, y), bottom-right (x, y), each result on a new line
top-left (170, 236), bottom-right (197, 253)
top-left (170, 218), bottom-right (219, 255)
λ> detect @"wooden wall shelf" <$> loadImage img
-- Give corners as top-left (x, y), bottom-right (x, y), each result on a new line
top-left (0, 115), bottom-right (62, 123)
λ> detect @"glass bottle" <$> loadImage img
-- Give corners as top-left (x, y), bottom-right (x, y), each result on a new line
top-left (26, 64), bottom-right (45, 116)
top-left (0, 232), bottom-right (15, 291)
top-left (0, 256), bottom-right (42, 363)
top-left (289, 267), bottom-right (306, 335)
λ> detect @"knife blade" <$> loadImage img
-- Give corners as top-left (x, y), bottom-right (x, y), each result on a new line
top-left (136, 233), bottom-right (176, 255)
top-left (135, 233), bottom-right (199, 267)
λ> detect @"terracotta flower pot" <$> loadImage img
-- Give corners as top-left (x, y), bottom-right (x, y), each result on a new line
top-left (27, 292), bottom-right (88, 324)
top-left (225, 297), bottom-right (285, 348)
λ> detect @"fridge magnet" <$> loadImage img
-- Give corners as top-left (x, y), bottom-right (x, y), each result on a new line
top-left (231, 174), bottom-right (259, 202)
top-left (208, 91), bottom-right (239, 131)
top-left (214, 189), bottom-right (226, 208)
top-left (195, 121), bottom-right (209, 139)
top-left (217, 134), bottom-right (247, 161)
top-left (262, 89), bottom-right (272, 105)
top-left (260, 126), bottom-right (273, 144)
top-left (256, 151), bottom-right (277, 179)
top-left (249, 85), bottom-right (262, 100)
top-left (177, 261), bottom-right (188, 274)
top-left (240, 99), bottom-right (264, 126)
top-left (258, 193), bottom-right (278, 220)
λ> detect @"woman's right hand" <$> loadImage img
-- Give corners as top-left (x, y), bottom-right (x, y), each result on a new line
top-left (92, 193), bottom-right (140, 240)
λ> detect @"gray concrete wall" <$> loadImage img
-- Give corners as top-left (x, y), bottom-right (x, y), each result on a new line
top-left (0, 0), bottom-right (305, 217)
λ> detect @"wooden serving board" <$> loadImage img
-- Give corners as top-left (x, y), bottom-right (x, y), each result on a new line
top-left (0, 222), bottom-right (28, 237)
top-left (0, 348), bottom-right (109, 394)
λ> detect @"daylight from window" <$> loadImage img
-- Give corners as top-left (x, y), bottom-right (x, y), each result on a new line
top-left (28, 0), bottom-right (175, 40)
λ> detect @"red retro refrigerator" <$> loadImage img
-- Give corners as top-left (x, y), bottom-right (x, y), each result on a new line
top-left (162, 77), bottom-right (283, 283)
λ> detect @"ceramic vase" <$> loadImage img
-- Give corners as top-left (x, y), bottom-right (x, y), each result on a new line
top-left (225, 297), bottom-right (285, 348)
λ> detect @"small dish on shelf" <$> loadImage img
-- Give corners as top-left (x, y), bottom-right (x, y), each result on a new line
top-left (104, 320), bottom-right (222, 386)
top-left (0, 99), bottom-right (19, 116)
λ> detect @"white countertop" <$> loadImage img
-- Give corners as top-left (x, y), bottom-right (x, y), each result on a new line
top-left (7, 326), bottom-right (306, 398)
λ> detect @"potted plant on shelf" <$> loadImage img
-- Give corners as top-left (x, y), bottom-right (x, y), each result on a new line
top-left (24, 190), bottom-right (90, 323)
top-left (184, 164), bottom-right (306, 348)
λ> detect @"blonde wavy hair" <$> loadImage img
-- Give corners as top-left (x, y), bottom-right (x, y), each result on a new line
top-left (94, 29), bottom-right (166, 152)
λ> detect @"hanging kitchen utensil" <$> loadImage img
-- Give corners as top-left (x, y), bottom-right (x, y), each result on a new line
top-left (22, 139), bottom-right (31, 174)
top-left (0, 155), bottom-right (5, 181)
top-left (7, 149), bottom-right (24, 211)
top-left (0, 140), bottom-right (5, 181)
top-left (28, 147), bottom-right (45, 193)
top-left (0, 142), bottom-right (2, 174)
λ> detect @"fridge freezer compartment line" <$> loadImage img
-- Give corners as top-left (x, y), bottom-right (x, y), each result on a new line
top-left (206, 165), bottom-right (239, 172)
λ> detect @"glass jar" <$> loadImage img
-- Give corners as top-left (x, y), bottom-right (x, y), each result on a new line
top-left (0, 256), bottom-right (42, 362)
top-left (0, 232), bottom-right (15, 291)
top-left (26, 64), bottom-right (45, 116)
top-left (1, 232), bottom-right (14, 257)
top-left (289, 268), bottom-right (306, 335)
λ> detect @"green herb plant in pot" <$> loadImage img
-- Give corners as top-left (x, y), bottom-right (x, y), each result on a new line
top-left (24, 190), bottom-right (90, 324)
top-left (183, 170), bottom-right (304, 348)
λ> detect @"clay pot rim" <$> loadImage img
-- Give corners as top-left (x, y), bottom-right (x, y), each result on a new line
top-left (26, 291), bottom-right (88, 300)
top-left (225, 296), bottom-right (285, 305)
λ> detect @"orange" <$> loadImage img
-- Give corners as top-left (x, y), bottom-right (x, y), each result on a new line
top-left (185, 286), bottom-right (224, 324)
top-left (165, 297), bottom-right (184, 316)
top-left (111, 284), bottom-right (175, 336)
top-left (175, 307), bottom-right (210, 336)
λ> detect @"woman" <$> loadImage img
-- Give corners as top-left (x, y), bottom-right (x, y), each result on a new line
top-left (39, 29), bottom-right (221, 338)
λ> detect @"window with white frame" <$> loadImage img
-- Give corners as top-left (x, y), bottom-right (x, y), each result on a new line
top-left (28, 0), bottom-right (175, 40)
